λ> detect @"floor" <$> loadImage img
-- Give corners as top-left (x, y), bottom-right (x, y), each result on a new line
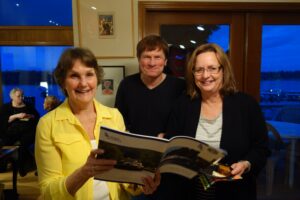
top-left (0, 171), bottom-right (40, 200)
top-left (257, 157), bottom-right (300, 200)
top-left (0, 160), bottom-right (299, 200)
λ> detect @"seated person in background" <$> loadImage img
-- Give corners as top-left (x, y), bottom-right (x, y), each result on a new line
top-left (0, 88), bottom-right (40, 176)
top-left (35, 47), bottom-right (160, 200)
top-left (43, 95), bottom-right (61, 112)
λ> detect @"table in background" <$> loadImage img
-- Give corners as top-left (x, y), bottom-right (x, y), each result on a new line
top-left (0, 146), bottom-right (19, 195)
top-left (267, 120), bottom-right (300, 188)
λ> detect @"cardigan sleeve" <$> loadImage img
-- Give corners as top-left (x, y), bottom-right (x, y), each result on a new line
top-left (243, 95), bottom-right (270, 175)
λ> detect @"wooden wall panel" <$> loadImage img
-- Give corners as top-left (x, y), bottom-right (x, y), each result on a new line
top-left (0, 26), bottom-right (73, 45)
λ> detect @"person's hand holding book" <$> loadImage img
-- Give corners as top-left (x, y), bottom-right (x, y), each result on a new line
top-left (141, 170), bottom-right (161, 194)
top-left (230, 160), bottom-right (251, 176)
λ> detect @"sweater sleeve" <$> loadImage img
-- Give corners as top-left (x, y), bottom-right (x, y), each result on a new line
top-left (244, 95), bottom-right (270, 175)
top-left (115, 79), bottom-right (130, 129)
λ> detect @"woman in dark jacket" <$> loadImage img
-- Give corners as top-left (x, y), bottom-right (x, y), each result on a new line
top-left (158, 43), bottom-right (269, 200)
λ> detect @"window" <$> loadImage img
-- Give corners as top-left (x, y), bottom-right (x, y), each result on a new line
top-left (161, 25), bottom-right (229, 78)
top-left (0, 0), bottom-right (73, 114)
top-left (0, 46), bottom-right (70, 115)
top-left (260, 25), bottom-right (300, 124)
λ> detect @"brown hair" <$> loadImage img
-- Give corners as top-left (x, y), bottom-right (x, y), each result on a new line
top-left (136, 35), bottom-right (169, 59)
top-left (186, 43), bottom-right (237, 99)
top-left (53, 47), bottom-right (103, 96)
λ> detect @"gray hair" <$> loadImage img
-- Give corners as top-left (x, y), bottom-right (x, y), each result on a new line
top-left (9, 88), bottom-right (23, 99)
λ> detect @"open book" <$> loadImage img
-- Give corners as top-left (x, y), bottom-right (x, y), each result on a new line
top-left (95, 126), bottom-right (233, 185)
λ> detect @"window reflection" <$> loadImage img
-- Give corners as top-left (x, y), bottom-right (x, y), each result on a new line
top-left (161, 25), bottom-right (229, 78)
top-left (260, 25), bottom-right (300, 124)
top-left (0, 46), bottom-right (71, 115)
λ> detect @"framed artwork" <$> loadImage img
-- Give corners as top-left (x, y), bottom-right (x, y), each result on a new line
top-left (96, 66), bottom-right (125, 107)
top-left (77, 0), bottom-right (134, 58)
top-left (98, 13), bottom-right (115, 38)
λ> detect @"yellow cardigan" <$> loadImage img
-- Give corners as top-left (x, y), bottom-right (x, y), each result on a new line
top-left (35, 99), bottom-right (141, 200)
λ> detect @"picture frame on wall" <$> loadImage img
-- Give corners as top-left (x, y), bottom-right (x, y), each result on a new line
top-left (77, 0), bottom-right (134, 58)
top-left (98, 12), bottom-right (115, 38)
top-left (96, 66), bottom-right (125, 107)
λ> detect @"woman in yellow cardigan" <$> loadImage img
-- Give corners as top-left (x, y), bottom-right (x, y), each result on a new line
top-left (35, 47), bottom-right (160, 200)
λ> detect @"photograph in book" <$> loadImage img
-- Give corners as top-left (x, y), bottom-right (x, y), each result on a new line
top-left (95, 126), bottom-right (228, 185)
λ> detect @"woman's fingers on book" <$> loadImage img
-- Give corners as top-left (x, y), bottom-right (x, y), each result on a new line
top-left (91, 149), bottom-right (104, 156)
top-left (83, 149), bottom-right (117, 177)
top-left (154, 170), bottom-right (161, 185)
top-left (230, 161), bottom-right (248, 176)
top-left (157, 133), bottom-right (165, 138)
top-left (141, 172), bottom-right (160, 194)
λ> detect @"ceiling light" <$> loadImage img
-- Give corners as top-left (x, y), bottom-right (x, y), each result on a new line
top-left (197, 26), bottom-right (205, 31)
top-left (179, 45), bottom-right (185, 49)
top-left (190, 40), bottom-right (196, 44)
top-left (91, 6), bottom-right (97, 10)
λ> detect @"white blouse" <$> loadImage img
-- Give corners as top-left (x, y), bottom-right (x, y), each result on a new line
top-left (195, 113), bottom-right (223, 149)
top-left (91, 140), bottom-right (110, 200)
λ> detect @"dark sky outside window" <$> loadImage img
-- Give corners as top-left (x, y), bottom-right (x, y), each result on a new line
top-left (208, 25), bottom-right (230, 52)
top-left (0, 0), bottom-right (72, 26)
top-left (261, 25), bottom-right (300, 72)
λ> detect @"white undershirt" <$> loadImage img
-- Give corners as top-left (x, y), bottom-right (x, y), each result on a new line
top-left (195, 113), bottom-right (223, 149)
top-left (91, 140), bottom-right (110, 200)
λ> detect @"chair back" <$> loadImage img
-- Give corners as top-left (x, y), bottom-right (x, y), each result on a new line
top-left (266, 122), bottom-right (284, 151)
top-left (23, 96), bottom-right (35, 106)
top-left (273, 106), bottom-right (300, 124)
top-left (265, 122), bottom-right (286, 196)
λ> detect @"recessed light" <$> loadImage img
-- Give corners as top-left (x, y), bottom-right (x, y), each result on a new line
top-left (197, 26), bottom-right (205, 31)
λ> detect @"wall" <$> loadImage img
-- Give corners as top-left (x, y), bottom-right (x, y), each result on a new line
top-left (72, 0), bottom-right (300, 76)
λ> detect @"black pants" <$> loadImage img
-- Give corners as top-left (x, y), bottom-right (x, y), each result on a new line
top-left (1, 130), bottom-right (36, 176)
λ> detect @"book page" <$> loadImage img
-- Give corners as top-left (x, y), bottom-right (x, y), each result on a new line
top-left (95, 126), bottom-right (168, 185)
top-left (159, 136), bottom-right (227, 178)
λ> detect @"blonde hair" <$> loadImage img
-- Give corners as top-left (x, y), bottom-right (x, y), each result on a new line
top-left (44, 95), bottom-right (60, 111)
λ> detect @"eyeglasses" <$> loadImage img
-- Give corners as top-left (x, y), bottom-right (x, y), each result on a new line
top-left (193, 66), bottom-right (222, 76)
